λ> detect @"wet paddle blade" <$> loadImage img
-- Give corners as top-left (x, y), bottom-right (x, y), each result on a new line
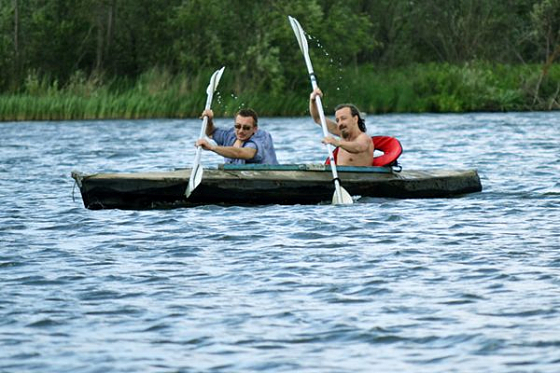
top-left (207, 66), bottom-right (225, 97)
top-left (332, 186), bottom-right (353, 205)
top-left (185, 164), bottom-right (203, 198)
top-left (288, 16), bottom-right (308, 56)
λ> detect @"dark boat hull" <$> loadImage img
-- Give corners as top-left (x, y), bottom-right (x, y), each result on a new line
top-left (71, 164), bottom-right (482, 210)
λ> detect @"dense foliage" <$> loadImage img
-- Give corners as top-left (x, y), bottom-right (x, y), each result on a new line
top-left (0, 0), bottom-right (559, 118)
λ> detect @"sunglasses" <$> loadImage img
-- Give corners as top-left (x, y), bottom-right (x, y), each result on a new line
top-left (234, 124), bottom-right (253, 131)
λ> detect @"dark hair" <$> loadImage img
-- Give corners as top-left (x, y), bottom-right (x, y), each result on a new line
top-left (334, 103), bottom-right (366, 132)
top-left (235, 108), bottom-right (258, 126)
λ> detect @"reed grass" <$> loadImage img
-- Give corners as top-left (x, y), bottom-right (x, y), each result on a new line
top-left (0, 63), bottom-right (558, 121)
top-left (336, 62), bottom-right (559, 114)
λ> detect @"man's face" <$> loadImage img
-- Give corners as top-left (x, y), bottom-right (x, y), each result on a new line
top-left (234, 115), bottom-right (257, 141)
top-left (335, 107), bottom-right (357, 138)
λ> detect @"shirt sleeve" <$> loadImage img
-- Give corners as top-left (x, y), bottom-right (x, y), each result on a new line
top-left (247, 130), bottom-right (278, 164)
top-left (243, 140), bottom-right (259, 161)
top-left (211, 128), bottom-right (228, 146)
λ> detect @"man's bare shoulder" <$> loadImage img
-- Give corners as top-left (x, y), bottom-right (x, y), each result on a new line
top-left (356, 132), bottom-right (373, 145)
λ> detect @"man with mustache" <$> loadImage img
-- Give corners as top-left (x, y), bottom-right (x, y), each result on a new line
top-left (309, 88), bottom-right (374, 167)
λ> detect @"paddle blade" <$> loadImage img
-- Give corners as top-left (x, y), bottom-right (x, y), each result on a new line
top-left (185, 164), bottom-right (203, 198)
top-left (288, 16), bottom-right (309, 56)
top-left (332, 186), bottom-right (354, 205)
top-left (206, 66), bottom-right (225, 96)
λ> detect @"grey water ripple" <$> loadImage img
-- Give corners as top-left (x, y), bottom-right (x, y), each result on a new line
top-left (1, 114), bottom-right (560, 373)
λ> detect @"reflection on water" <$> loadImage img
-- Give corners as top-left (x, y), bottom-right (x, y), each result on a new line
top-left (1, 112), bottom-right (559, 373)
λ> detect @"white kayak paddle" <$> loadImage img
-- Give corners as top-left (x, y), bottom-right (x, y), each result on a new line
top-left (185, 66), bottom-right (226, 198)
top-left (288, 16), bottom-right (353, 205)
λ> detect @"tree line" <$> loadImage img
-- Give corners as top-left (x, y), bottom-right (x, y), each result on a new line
top-left (0, 0), bottom-right (559, 116)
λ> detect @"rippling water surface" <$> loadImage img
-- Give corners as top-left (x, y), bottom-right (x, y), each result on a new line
top-left (1, 113), bottom-right (559, 372)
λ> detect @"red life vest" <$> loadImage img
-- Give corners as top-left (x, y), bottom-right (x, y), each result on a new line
top-left (325, 136), bottom-right (403, 167)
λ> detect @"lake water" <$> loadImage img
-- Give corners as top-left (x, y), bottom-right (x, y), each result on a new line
top-left (1, 112), bottom-right (559, 372)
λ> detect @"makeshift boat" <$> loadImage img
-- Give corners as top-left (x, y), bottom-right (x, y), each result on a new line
top-left (71, 163), bottom-right (482, 210)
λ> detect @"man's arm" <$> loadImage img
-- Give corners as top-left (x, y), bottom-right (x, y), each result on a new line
top-left (195, 139), bottom-right (257, 160)
top-left (309, 88), bottom-right (339, 135)
top-left (211, 146), bottom-right (257, 160)
top-left (322, 133), bottom-right (371, 154)
top-left (201, 109), bottom-right (216, 136)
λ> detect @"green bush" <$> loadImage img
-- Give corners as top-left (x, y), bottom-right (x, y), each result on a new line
top-left (0, 63), bottom-right (558, 121)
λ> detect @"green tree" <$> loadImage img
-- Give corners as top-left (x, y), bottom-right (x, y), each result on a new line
top-left (529, 0), bottom-right (560, 108)
top-left (0, 0), bottom-right (15, 90)
top-left (531, 0), bottom-right (560, 63)
top-left (406, 0), bottom-right (531, 63)
top-left (170, 0), bottom-right (325, 95)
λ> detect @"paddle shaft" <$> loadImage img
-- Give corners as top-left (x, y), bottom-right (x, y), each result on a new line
top-left (191, 102), bottom-right (212, 171)
top-left (307, 70), bottom-right (344, 203)
top-left (192, 98), bottom-right (213, 168)
top-left (311, 89), bottom-right (344, 203)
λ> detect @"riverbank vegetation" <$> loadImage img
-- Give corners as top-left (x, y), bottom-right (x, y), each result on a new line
top-left (1, 0), bottom-right (559, 120)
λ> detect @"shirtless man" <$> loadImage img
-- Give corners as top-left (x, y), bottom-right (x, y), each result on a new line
top-left (309, 88), bottom-right (374, 166)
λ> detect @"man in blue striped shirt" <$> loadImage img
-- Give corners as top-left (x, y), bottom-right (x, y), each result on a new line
top-left (195, 108), bottom-right (278, 165)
